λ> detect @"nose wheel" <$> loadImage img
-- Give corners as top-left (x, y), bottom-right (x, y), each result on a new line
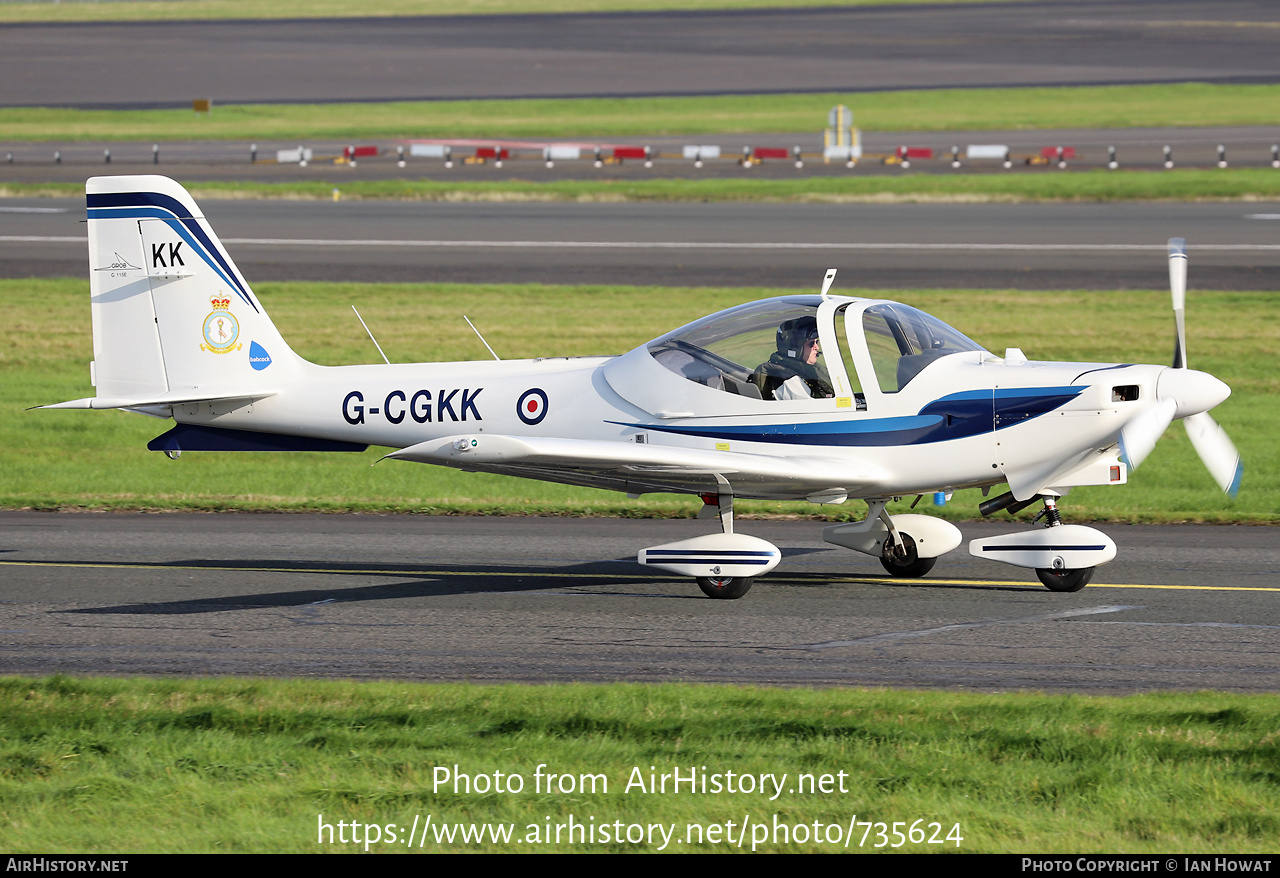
top-left (1035, 566), bottom-right (1094, 592)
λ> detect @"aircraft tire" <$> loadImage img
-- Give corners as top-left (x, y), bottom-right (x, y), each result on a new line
top-left (1036, 566), bottom-right (1094, 592)
top-left (696, 576), bottom-right (754, 599)
top-left (879, 534), bottom-right (937, 578)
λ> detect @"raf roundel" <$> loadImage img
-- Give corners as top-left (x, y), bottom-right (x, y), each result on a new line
top-left (517, 388), bottom-right (548, 425)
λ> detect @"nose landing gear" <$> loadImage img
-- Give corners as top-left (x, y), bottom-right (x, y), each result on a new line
top-left (969, 493), bottom-right (1116, 591)
top-left (1031, 496), bottom-right (1094, 591)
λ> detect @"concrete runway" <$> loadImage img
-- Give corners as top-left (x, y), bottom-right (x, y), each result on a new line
top-left (1, 512), bottom-right (1277, 691)
top-left (5, 195), bottom-right (1279, 289)
top-left (3, 1), bottom-right (1278, 108)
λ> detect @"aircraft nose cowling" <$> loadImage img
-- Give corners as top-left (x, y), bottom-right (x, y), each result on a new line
top-left (1157, 368), bottom-right (1231, 419)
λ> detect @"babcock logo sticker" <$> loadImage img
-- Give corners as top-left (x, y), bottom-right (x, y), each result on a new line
top-left (249, 341), bottom-right (272, 371)
top-left (517, 388), bottom-right (548, 425)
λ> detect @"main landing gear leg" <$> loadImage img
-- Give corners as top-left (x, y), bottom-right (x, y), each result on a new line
top-left (693, 485), bottom-right (736, 534)
top-left (637, 480), bottom-right (781, 600)
top-left (695, 486), bottom-right (755, 599)
top-left (1033, 495), bottom-right (1094, 592)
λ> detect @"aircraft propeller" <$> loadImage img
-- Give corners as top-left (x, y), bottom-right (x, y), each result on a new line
top-left (1118, 239), bottom-right (1242, 497)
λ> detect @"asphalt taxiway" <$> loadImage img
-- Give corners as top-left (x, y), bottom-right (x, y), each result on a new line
top-left (1, 512), bottom-right (1276, 691)
top-left (4, 1), bottom-right (1278, 108)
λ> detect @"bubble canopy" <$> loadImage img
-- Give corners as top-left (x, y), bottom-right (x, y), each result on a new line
top-left (645, 296), bottom-right (987, 400)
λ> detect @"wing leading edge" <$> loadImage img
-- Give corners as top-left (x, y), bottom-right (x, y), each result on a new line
top-left (384, 433), bottom-right (882, 500)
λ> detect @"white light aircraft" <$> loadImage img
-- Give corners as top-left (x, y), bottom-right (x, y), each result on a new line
top-left (41, 176), bottom-right (1242, 598)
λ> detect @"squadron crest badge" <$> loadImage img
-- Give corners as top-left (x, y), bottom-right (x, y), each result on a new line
top-left (200, 295), bottom-right (241, 354)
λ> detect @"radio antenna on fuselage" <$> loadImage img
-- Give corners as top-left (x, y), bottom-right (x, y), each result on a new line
top-left (351, 305), bottom-right (391, 365)
top-left (465, 315), bottom-right (502, 361)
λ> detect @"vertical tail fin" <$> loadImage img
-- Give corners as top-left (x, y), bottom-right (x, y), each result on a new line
top-left (84, 175), bottom-right (302, 402)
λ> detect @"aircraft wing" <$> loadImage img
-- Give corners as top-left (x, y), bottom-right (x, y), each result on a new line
top-left (384, 433), bottom-right (883, 500)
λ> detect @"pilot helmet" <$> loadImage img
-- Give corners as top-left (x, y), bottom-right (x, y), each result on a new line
top-left (776, 315), bottom-right (820, 358)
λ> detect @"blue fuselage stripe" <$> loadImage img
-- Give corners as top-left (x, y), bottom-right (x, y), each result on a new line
top-left (614, 386), bottom-right (1085, 448)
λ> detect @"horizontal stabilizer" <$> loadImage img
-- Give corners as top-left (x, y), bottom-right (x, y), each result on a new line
top-left (35, 388), bottom-right (277, 411)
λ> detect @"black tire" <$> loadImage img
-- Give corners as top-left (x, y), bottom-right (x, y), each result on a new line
top-left (1036, 566), bottom-right (1094, 592)
top-left (697, 576), bottom-right (754, 599)
top-left (879, 533), bottom-right (937, 578)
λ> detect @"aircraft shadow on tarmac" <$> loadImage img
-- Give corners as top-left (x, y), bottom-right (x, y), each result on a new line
top-left (58, 558), bottom-right (650, 614)
top-left (53, 550), bottom-right (1037, 615)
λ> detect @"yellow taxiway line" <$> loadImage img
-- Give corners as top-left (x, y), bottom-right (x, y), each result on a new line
top-left (1, 560), bottom-right (1277, 592)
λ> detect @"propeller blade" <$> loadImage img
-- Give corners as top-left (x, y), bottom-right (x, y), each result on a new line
top-left (1161, 239), bottom-right (1241, 498)
top-left (1183, 411), bottom-right (1243, 498)
top-left (1118, 396), bottom-right (1177, 471)
top-left (1169, 237), bottom-right (1188, 369)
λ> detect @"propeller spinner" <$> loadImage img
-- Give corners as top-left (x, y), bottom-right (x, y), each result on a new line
top-left (1119, 239), bottom-right (1242, 497)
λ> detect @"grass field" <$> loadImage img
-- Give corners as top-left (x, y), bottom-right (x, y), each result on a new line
top-left (0, 0), bottom-right (1020, 24)
top-left (5, 84), bottom-right (1279, 142)
top-left (3, 279), bottom-right (1273, 523)
top-left (2, 675), bottom-right (1279, 853)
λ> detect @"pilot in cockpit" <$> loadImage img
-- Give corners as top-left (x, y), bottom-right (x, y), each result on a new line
top-left (753, 316), bottom-right (835, 400)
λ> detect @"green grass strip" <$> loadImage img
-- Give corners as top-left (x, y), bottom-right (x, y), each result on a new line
top-left (3, 280), bottom-right (1275, 522)
top-left (8, 168), bottom-right (1280, 204)
top-left (3, 675), bottom-right (1279, 853)
top-left (3, 84), bottom-right (1279, 141)
top-left (0, 0), bottom-right (1021, 24)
